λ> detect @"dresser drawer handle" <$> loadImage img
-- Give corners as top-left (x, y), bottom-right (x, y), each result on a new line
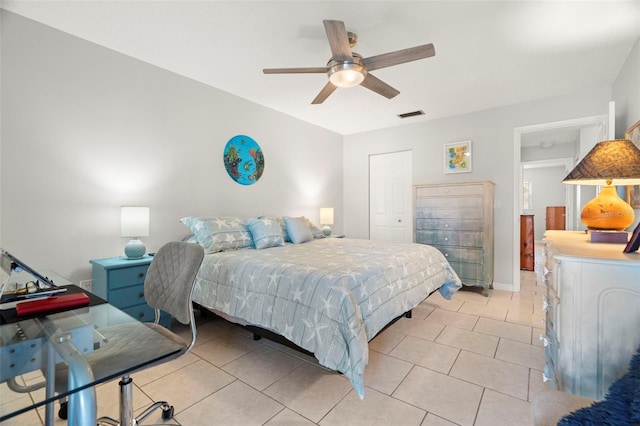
top-left (540, 334), bottom-right (550, 347)
top-left (444, 224), bottom-right (449, 228)
top-left (138, 312), bottom-right (145, 318)
top-left (138, 292), bottom-right (144, 298)
top-left (138, 272), bottom-right (145, 278)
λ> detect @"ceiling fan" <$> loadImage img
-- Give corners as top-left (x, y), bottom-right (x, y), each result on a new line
top-left (263, 20), bottom-right (436, 104)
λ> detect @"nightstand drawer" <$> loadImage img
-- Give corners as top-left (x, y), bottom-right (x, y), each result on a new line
top-left (122, 303), bottom-right (156, 322)
top-left (121, 305), bottom-right (172, 328)
top-left (108, 265), bottom-right (148, 289)
top-left (110, 284), bottom-right (146, 309)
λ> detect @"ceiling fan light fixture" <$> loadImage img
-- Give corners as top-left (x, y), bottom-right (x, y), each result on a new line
top-left (328, 62), bottom-right (366, 88)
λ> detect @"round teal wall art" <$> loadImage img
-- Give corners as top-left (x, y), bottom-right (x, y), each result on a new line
top-left (223, 135), bottom-right (264, 185)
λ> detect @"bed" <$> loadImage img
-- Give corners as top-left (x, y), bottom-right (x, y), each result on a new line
top-left (181, 216), bottom-right (462, 398)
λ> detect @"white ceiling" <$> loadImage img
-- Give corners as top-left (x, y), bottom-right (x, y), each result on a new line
top-left (2, 1), bottom-right (639, 136)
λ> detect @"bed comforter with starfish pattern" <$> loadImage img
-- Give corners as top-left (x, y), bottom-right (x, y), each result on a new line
top-left (191, 237), bottom-right (461, 398)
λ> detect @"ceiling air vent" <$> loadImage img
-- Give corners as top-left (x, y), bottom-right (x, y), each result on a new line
top-left (397, 110), bottom-right (425, 119)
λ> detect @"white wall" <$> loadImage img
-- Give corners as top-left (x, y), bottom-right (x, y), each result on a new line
top-left (613, 36), bottom-right (640, 231)
top-left (0, 12), bottom-right (343, 283)
top-left (343, 87), bottom-right (612, 289)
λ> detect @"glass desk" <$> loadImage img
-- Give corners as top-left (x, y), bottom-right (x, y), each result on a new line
top-left (0, 299), bottom-right (184, 425)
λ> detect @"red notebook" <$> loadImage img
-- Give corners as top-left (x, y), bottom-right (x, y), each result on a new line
top-left (16, 293), bottom-right (90, 316)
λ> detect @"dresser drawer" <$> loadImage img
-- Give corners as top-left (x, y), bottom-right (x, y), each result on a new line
top-left (544, 292), bottom-right (559, 337)
top-left (435, 246), bottom-right (484, 263)
top-left (108, 265), bottom-right (149, 290)
top-left (416, 218), bottom-right (484, 231)
top-left (415, 184), bottom-right (485, 197)
top-left (457, 262), bottom-right (486, 282)
top-left (544, 361), bottom-right (558, 390)
top-left (416, 196), bottom-right (483, 208)
top-left (415, 207), bottom-right (484, 220)
top-left (416, 230), bottom-right (485, 247)
top-left (109, 284), bottom-right (146, 309)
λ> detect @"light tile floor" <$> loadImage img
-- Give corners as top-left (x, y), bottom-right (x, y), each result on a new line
top-left (2, 271), bottom-right (549, 426)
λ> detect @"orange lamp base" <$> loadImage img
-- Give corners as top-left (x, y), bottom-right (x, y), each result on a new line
top-left (581, 185), bottom-right (635, 230)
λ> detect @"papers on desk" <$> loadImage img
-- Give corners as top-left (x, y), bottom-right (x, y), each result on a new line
top-left (0, 249), bottom-right (67, 310)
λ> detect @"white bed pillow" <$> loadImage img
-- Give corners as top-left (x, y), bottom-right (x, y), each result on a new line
top-left (180, 216), bottom-right (252, 253)
top-left (245, 218), bottom-right (285, 249)
top-left (284, 216), bottom-right (313, 244)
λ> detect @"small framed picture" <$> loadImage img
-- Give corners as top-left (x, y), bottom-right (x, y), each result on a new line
top-left (627, 185), bottom-right (640, 209)
top-left (444, 140), bottom-right (472, 174)
top-left (623, 221), bottom-right (640, 253)
top-left (625, 121), bottom-right (640, 208)
top-left (625, 120), bottom-right (640, 147)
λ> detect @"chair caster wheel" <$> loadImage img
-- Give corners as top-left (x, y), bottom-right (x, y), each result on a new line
top-left (161, 404), bottom-right (174, 420)
top-left (58, 401), bottom-right (68, 420)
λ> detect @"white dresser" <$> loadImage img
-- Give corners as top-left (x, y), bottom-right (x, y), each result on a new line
top-left (413, 181), bottom-right (494, 295)
top-left (542, 230), bottom-right (640, 400)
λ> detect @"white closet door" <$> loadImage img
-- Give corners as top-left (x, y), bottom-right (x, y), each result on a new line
top-left (369, 150), bottom-right (412, 242)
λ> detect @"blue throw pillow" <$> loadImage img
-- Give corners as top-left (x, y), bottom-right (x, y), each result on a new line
top-left (245, 218), bottom-right (285, 250)
top-left (284, 216), bottom-right (313, 244)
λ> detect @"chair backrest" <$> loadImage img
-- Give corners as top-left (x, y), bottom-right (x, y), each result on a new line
top-left (144, 241), bottom-right (204, 325)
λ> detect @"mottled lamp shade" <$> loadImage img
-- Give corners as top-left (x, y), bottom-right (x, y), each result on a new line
top-left (562, 139), bottom-right (640, 186)
top-left (563, 139), bottom-right (640, 230)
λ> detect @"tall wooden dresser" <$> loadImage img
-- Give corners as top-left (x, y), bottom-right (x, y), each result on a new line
top-left (414, 181), bottom-right (495, 295)
top-left (541, 231), bottom-right (640, 400)
top-left (520, 215), bottom-right (535, 271)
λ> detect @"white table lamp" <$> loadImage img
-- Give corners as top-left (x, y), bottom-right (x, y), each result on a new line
top-left (121, 206), bottom-right (149, 259)
top-left (320, 207), bottom-right (334, 237)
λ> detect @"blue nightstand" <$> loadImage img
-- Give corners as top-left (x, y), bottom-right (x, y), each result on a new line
top-left (90, 256), bottom-right (171, 329)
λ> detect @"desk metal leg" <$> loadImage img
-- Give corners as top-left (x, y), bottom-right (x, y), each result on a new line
top-left (44, 342), bottom-right (56, 426)
top-left (49, 333), bottom-right (96, 426)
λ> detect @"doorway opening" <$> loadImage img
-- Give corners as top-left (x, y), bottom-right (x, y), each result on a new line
top-left (512, 114), bottom-right (608, 292)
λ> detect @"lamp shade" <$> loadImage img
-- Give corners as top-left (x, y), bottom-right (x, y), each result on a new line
top-left (562, 139), bottom-right (640, 231)
top-left (320, 207), bottom-right (334, 225)
top-left (120, 206), bottom-right (149, 237)
top-left (562, 139), bottom-right (640, 186)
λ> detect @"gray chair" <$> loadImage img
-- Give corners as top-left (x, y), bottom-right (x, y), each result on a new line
top-left (58, 241), bottom-right (204, 425)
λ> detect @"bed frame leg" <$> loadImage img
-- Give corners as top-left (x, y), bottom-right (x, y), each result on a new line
top-left (253, 333), bottom-right (262, 341)
top-left (405, 310), bottom-right (412, 319)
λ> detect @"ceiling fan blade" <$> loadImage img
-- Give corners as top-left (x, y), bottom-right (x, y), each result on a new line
top-left (360, 73), bottom-right (400, 99)
top-left (263, 67), bottom-right (328, 74)
top-left (311, 82), bottom-right (338, 104)
top-left (323, 20), bottom-right (353, 62)
top-left (362, 43), bottom-right (435, 71)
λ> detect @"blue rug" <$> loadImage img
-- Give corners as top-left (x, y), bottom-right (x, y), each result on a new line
top-left (558, 345), bottom-right (640, 425)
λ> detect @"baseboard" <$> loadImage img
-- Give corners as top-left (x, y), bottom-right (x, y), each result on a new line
top-left (492, 281), bottom-right (513, 292)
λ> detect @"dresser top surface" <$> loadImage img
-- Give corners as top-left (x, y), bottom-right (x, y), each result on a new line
top-left (544, 230), bottom-right (640, 264)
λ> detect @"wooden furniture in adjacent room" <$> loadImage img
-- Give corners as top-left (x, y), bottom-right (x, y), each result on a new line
top-left (414, 181), bottom-right (495, 296)
top-left (90, 255), bottom-right (171, 328)
top-left (541, 230), bottom-right (640, 400)
top-left (520, 214), bottom-right (535, 271)
top-left (546, 206), bottom-right (566, 230)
